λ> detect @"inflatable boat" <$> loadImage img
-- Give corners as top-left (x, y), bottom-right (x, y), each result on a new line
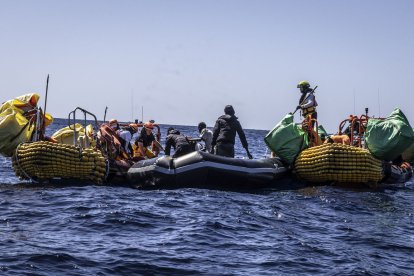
top-left (127, 151), bottom-right (292, 190)
top-left (382, 162), bottom-right (413, 184)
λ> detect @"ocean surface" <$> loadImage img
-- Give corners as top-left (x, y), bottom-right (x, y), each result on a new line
top-left (1, 118), bottom-right (414, 275)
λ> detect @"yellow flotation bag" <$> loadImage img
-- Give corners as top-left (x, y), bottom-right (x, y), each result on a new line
top-left (0, 93), bottom-right (53, 157)
top-left (52, 124), bottom-right (95, 147)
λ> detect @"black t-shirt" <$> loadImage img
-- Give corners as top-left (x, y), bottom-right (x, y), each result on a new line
top-left (137, 129), bottom-right (155, 147)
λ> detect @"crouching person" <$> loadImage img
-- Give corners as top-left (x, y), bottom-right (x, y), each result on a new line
top-left (132, 122), bottom-right (164, 160)
top-left (325, 134), bottom-right (350, 145)
top-left (165, 127), bottom-right (194, 158)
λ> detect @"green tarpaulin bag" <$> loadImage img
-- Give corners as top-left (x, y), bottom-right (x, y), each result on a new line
top-left (402, 129), bottom-right (414, 162)
top-left (318, 125), bottom-right (328, 140)
top-left (365, 108), bottom-right (414, 161)
top-left (264, 113), bottom-right (309, 165)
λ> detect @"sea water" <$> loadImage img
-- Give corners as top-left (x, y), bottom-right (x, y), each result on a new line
top-left (0, 119), bottom-right (413, 275)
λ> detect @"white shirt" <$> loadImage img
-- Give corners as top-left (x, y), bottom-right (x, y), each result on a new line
top-left (301, 92), bottom-right (318, 109)
top-left (200, 128), bottom-right (213, 152)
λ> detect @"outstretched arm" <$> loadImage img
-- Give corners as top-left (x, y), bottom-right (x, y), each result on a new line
top-left (164, 136), bottom-right (172, 156)
top-left (236, 121), bottom-right (252, 159)
top-left (154, 140), bottom-right (165, 152)
top-left (236, 120), bottom-right (248, 149)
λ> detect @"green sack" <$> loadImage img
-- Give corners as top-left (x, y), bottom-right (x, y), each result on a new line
top-left (402, 129), bottom-right (414, 162)
top-left (264, 113), bottom-right (308, 165)
top-left (365, 108), bottom-right (414, 161)
top-left (318, 125), bottom-right (328, 140)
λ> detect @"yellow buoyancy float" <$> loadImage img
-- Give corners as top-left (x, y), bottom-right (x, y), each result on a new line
top-left (294, 143), bottom-right (383, 183)
top-left (12, 141), bottom-right (107, 184)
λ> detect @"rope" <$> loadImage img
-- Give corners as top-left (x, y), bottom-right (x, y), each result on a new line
top-left (13, 143), bottom-right (38, 183)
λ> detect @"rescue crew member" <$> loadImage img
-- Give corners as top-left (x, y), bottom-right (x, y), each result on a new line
top-left (197, 122), bottom-right (213, 152)
top-left (211, 105), bottom-right (253, 159)
top-left (296, 80), bottom-right (318, 127)
top-left (133, 122), bottom-right (164, 160)
top-left (165, 127), bottom-right (194, 158)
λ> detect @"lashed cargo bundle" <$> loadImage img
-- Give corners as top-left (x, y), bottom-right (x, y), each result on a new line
top-left (295, 143), bottom-right (382, 183)
top-left (264, 113), bottom-right (309, 165)
top-left (12, 141), bottom-right (107, 184)
top-left (365, 108), bottom-right (414, 161)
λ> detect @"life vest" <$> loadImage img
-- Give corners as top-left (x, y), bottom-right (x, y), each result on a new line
top-left (300, 91), bottom-right (318, 116)
top-left (98, 124), bottom-right (129, 160)
top-left (132, 144), bottom-right (156, 159)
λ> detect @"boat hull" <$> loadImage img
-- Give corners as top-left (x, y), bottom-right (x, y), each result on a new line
top-left (127, 151), bottom-right (291, 190)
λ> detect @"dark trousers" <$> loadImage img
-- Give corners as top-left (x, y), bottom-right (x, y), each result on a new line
top-left (173, 144), bottom-right (193, 158)
top-left (215, 143), bottom-right (235, 158)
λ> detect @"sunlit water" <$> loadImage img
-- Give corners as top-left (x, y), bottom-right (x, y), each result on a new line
top-left (1, 119), bottom-right (414, 275)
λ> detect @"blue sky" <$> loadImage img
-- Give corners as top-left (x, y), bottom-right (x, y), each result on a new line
top-left (1, 0), bottom-right (413, 131)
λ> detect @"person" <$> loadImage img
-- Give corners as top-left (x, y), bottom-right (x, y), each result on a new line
top-left (325, 134), bottom-right (350, 145)
top-left (296, 81), bottom-right (318, 127)
top-left (133, 122), bottom-right (164, 160)
top-left (109, 119), bottom-right (120, 131)
top-left (197, 122), bottom-right (213, 152)
top-left (165, 127), bottom-right (194, 158)
top-left (211, 105), bottom-right (253, 159)
top-left (117, 124), bottom-right (138, 155)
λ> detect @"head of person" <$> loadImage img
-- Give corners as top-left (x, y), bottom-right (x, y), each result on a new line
top-left (149, 119), bottom-right (155, 123)
top-left (297, 80), bottom-right (310, 93)
top-left (198, 122), bottom-right (207, 133)
top-left (129, 124), bottom-right (139, 133)
top-left (167, 127), bottom-right (175, 135)
top-left (144, 122), bottom-right (154, 134)
top-left (224, 105), bottom-right (235, 116)
top-left (109, 119), bottom-right (119, 131)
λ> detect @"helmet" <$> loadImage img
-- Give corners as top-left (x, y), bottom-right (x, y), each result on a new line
top-left (144, 122), bottom-right (154, 130)
top-left (224, 105), bottom-right (235, 116)
top-left (297, 80), bottom-right (310, 89)
top-left (198, 122), bottom-right (206, 133)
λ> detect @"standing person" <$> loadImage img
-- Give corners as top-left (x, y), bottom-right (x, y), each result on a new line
top-left (211, 105), bottom-right (253, 159)
top-left (296, 80), bottom-right (318, 126)
top-left (164, 127), bottom-right (194, 158)
top-left (197, 122), bottom-right (213, 153)
top-left (133, 122), bottom-right (163, 160)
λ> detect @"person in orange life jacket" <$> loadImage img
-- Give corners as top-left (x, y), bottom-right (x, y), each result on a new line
top-left (296, 81), bottom-right (318, 127)
top-left (109, 119), bottom-right (120, 131)
top-left (135, 122), bottom-right (164, 159)
top-left (165, 127), bottom-right (194, 158)
top-left (211, 105), bottom-right (253, 159)
top-left (108, 119), bottom-right (137, 155)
